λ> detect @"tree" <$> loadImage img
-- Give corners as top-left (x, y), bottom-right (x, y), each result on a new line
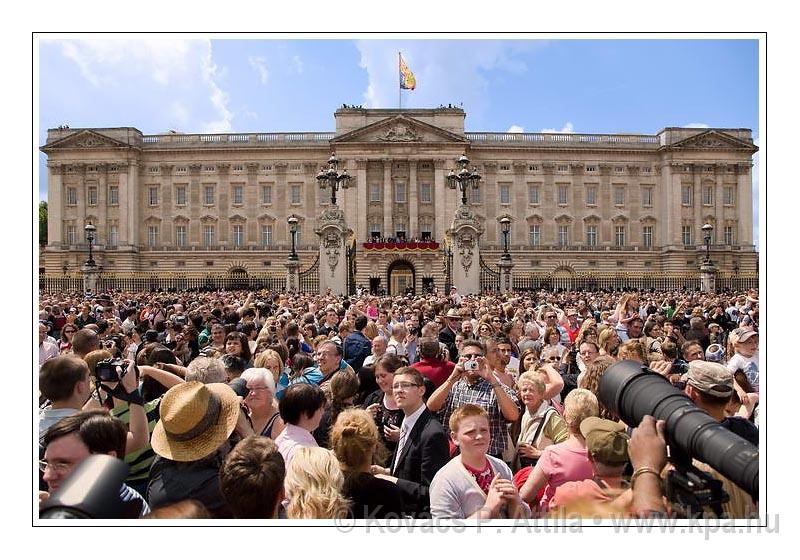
top-left (39, 201), bottom-right (47, 246)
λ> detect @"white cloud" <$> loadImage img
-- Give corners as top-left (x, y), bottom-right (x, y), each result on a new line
top-left (354, 40), bottom-right (544, 114)
top-left (249, 56), bottom-right (269, 84)
top-left (292, 55), bottom-right (303, 74)
top-left (541, 122), bottom-right (574, 133)
top-left (683, 122), bottom-right (710, 128)
top-left (47, 38), bottom-right (233, 133)
top-left (507, 125), bottom-right (524, 133)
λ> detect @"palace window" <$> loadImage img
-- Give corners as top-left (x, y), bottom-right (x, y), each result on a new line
top-left (175, 185), bottom-right (187, 206)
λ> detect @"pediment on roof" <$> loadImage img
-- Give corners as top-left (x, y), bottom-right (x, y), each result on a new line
top-left (41, 130), bottom-right (131, 152)
top-left (333, 115), bottom-right (466, 144)
top-left (667, 130), bottom-right (756, 152)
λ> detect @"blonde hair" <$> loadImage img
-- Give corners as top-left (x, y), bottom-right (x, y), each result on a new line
top-left (563, 388), bottom-right (599, 432)
top-left (363, 321), bottom-right (379, 341)
top-left (578, 355), bottom-right (618, 421)
top-left (329, 408), bottom-right (387, 471)
top-left (254, 349), bottom-right (283, 386)
top-left (617, 339), bottom-right (646, 363)
top-left (285, 447), bottom-right (350, 519)
top-left (517, 370), bottom-right (546, 395)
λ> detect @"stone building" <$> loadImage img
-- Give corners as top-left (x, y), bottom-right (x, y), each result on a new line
top-left (40, 106), bottom-right (758, 294)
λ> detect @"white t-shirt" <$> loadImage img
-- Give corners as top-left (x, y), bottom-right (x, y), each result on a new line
top-left (727, 352), bottom-right (759, 391)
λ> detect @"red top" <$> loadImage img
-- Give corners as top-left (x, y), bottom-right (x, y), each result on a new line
top-left (463, 459), bottom-right (494, 494)
top-left (413, 358), bottom-right (455, 388)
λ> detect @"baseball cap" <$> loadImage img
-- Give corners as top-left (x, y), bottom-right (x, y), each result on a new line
top-left (733, 327), bottom-right (758, 342)
top-left (686, 361), bottom-right (733, 397)
top-left (580, 417), bottom-right (629, 465)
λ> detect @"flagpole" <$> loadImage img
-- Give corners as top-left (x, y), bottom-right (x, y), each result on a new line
top-left (398, 52), bottom-right (402, 109)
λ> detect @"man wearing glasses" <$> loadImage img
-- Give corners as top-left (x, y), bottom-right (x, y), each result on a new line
top-left (372, 367), bottom-right (449, 517)
top-left (539, 308), bottom-right (570, 346)
top-left (427, 340), bottom-right (521, 460)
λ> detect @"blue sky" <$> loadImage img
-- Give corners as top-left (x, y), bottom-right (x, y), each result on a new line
top-left (37, 37), bottom-right (760, 240)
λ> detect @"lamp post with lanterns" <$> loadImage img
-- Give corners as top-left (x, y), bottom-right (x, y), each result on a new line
top-left (699, 223), bottom-right (716, 292)
top-left (446, 154), bottom-right (481, 206)
top-left (498, 216), bottom-right (513, 293)
top-left (286, 215), bottom-right (300, 292)
top-left (316, 153), bottom-right (351, 206)
top-left (82, 222), bottom-right (99, 293)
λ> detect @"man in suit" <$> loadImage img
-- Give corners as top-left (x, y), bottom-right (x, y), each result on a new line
top-left (438, 308), bottom-right (461, 362)
top-left (372, 367), bottom-right (450, 517)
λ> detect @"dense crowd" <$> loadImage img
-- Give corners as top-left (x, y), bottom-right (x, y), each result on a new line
top-left (37, 285), bottom-right (760, 519)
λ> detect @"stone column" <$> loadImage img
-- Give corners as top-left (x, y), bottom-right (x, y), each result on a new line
top-left (286, 256), bottom-right (300, 292)
top-left (668, 163), bottom-right (684, 246)
top-left (738, 163), bottom-right (754, 246)
top-left (409, 160), bottom-right (418, 239)
top-left (356, 159), bottom-right (368, 241)
top-left (715, 163), bottom-right (725, 241)
top-left (118, 163), bottom-right (130, 248)
top-left (700, 262), bottom-right (717, 293)
top-left (448, 205), bottom-right (484, 295)
top-left (82, 263), bottom-right (99, 294)
top-left (693, 166), bottom-right (703, 243)
top-left (383, 159), bottom-right (392, 237)
top-left (434, 159), bottom-right (447, 242)
top-left (47, 162), bottom-right (63, 247)
top-left (160, 164), bottom-right (174, 247)
top-left (316, 206), bottom-right (351, 296)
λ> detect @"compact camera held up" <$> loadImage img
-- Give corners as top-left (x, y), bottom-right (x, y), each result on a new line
top-left (94, 358), bottom-right (128, 383)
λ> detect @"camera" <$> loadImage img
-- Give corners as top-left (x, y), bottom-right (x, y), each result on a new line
top-left (40, 455), bottom-right (141, 519)
top-left (599, 360), bottom-right (759, 512)
top-left (95, 358), bottom-right (127, 383)
top-left (408, 326), bottom-right (418, 336)
top-left (464, 360), bottom-right (479, 371)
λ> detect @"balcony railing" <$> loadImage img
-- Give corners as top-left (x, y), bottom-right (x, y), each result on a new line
top-left (141, 132), bottom-right (335, 146)
top-left (465, 132), bottom-right (659, 146)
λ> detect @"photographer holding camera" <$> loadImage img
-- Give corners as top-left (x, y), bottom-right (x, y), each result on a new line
top-left (427, 339), bottom-right (521, 459)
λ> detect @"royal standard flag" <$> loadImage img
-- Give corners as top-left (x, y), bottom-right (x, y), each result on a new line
top-left (399, 54), bottom-right (416, 90)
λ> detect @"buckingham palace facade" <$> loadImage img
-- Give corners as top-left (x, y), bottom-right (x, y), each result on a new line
top-left (40, 106), bottom-right (758, 294)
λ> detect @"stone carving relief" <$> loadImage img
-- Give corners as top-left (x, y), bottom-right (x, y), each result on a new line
top-left (457, 231), bottom-right (476, 274)
top-left (378, 123), bottom-right (421, 142)
top-left (323, 231), bottom-right (341, 277)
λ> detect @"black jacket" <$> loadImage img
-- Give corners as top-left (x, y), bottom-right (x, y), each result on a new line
top-left (438, 326), bottom-right (458, 362)
top-left (389, 407), bottom-right (450, 517)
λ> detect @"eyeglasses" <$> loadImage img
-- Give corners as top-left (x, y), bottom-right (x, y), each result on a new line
top-left (38, 459), bottom-right (72, 473)
top-left (546, 315), bottom-right (557, 319)
top-left (545, 356), bottom-right (561, 362)
top-left (392, 382), bottom-right (421, 391)
top-left (315, 352), bottom-right (335, 358)
top-left (247, 386), bottom-right (270, 394)
top-left (492, 318), bottom-right (502, 323)
top-left (462, 353), bottom-right (484, 359)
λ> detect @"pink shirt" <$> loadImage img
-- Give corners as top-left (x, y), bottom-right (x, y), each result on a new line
top-left (536, 439), bottom-right (594, 511)
top-left (274, 423), bottom-right (318, 468)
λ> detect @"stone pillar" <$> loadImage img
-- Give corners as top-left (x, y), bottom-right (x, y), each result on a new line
top-left (316, 206), bottom-right (351, 295)
top-left (286, 257), bottom-right (300, 293)
top-left (447, 205), bottom-right (484, 295)
top-left (738, 163), bottom-right (754, 246)
top-left (356, 159), bottom-right (368, 241)
top-left (498, 253), bottom-right (513, 293)
top-left (668, 163), bottom-right (683, 246)
top-left (434, 159), bottom-right (447, 242)
top-left (409, 160), bottom-right (418, 239)
top-left (82, 263), bottom-right (99, 294)
top-left (383, 159), bottom-right (392, 237)
top-left (700, 262), bottom-right (717, 293)
top-left (47, 162), bottom-right (63, 247)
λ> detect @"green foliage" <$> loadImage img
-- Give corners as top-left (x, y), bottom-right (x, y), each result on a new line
top-left (39, 201), bottom-right (47, 245)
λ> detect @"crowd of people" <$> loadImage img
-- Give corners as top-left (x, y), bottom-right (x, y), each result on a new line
top-left (37, 285), bottom-right (760, 519)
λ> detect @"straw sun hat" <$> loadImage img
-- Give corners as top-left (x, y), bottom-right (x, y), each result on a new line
top-left (151, 381), bottom-right (241, 462)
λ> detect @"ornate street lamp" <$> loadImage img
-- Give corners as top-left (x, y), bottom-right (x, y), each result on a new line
top-left (702, 223), bottom-right (713, 264)
top-left (288, 216), bottom-right (299, 261)
top-left (447, 154), bottom-right (481, 206)
top-left (84, 222), bottom-right (97, 268)
top-left (316, 153), bottom-right (351, 206)
top-left (499, 216), bottom-right (511, 257)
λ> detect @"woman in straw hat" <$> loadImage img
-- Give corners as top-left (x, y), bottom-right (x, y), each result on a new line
top-left (147, 381), bottom-right (252, 518)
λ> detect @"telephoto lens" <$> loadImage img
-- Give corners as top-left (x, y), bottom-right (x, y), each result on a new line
top-left (598, 360), bottom-right (759, 501)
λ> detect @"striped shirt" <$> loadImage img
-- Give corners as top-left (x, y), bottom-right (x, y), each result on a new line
top-left (111, 397), bottom-right (161, 486)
